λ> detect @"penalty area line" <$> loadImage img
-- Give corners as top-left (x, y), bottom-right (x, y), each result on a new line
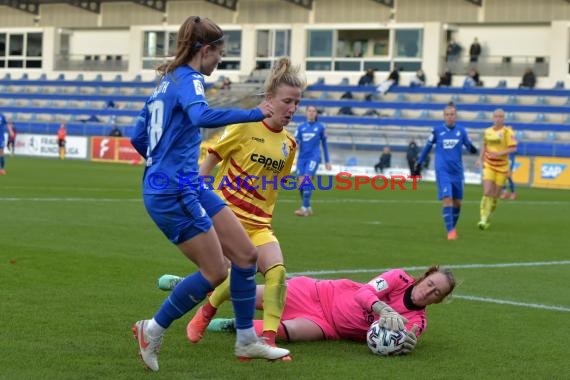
top-left (455, 295), bottom-right (570, 313)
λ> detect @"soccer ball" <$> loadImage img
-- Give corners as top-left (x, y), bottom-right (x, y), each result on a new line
top-left (366, 320), bottom-right (407, 356)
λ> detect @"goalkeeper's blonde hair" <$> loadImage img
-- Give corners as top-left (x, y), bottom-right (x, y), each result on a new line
top-left (415, 265), bottom-right (456, 302)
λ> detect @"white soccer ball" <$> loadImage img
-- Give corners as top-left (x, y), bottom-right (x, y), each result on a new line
top-left (366, 320), bottom-right (407, 356)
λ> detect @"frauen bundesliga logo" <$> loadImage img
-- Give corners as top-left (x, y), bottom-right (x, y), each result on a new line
top-left (146, 171), bottom-right (422, 191)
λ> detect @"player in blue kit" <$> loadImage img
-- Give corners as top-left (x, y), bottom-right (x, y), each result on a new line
top-left (0, 113), bottom-right (15, 175)
top-left (415, 104), bottom-right (478, 240)
top-left (294, 105), bottom-right (332, 216)
top-left (130, 16), bottom-right (289, 372)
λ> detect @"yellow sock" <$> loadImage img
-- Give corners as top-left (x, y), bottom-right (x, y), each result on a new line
top-left (262, 264), bottom-right (287, 333)
top-left (481, 195), bottom-right (494, 223)
top-left (479, 196), bottom-right (488, 222)
top-left (209, 271), bottom-right (231, 309)
top-left (491, 198), bottom-right (497, 214)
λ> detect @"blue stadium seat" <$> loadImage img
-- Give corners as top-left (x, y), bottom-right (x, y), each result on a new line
top-left (450, 94), bottom-right (460, 103)
top-left (345, 156), bottom-right (358, 166)
top-left (339, 77), bottom-right (349, 85)
top-left (134, 74), bottom-right (142, 81)
top-left (478, 95), bottom-right (488, 103)
top-left (535, 96), bottom-right (546, 104)
top-left (476, 111), bottom-right (487, 120)
top-left (56, 73), bottom-right (65, 80)
top-left (420, 109), bottom-right (431, 118)
top-left (113, 74), bottom-right (122, 82)
top-left (314, 77), bottom-right (325, 85)
top-left (506, 112), bottom-right (517, 121)
top-left (496, 80), bottom-right (507, 88)
top-left (393, 109), bottom-right (403, 118)
top-left (39, 73), bottom-right (47, 80)
top-left (2, 73), bottom-right (11, 80)
top-left (422, 94), bottom-right (433, 102)
top-left (507, 95), bottom-right (518, 104)
top-left (546, 132), bottom-right (557, 141)
top-left (94, 74), bottom-right (103, 81)
top-left (534, 113), bottom-right (546, 122)
top-left (515, 130), bottom-right (525, 140)
top-left (21, 73), bottom-right (29, 80)
top-left (75, 74), bottom-right (84, 81)
top-left (396, 93), bottom-right (407, 101)
top-left (565, 114), bottom-right (570, 123)
top-left (554, 81), bottom-right (565, 89)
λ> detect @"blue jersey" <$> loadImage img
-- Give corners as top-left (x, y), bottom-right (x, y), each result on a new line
top-left (295, 121), bottom-right (330, 163)
top-left (417, 123), bottom-right (476, 181)
top-left (131, 66), bottom-right (264, 195)
top-left (0, 113), bottom-right (6, 146)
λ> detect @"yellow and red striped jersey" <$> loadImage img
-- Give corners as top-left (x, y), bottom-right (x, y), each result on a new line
top-left (483, 126), bottom-right (517, 173)
top-left (209, 121), bottom-right (296, 227)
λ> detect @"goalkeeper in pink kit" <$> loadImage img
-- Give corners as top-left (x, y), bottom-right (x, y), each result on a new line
top-left (160, 266), bottom-right (455, 355)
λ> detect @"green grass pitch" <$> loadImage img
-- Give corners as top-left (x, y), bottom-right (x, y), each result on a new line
top-left (1, 157), bottom-right (569, 379)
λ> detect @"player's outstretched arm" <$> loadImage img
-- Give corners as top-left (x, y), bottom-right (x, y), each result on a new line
top-left (372, 301), bottom-right (408, 331)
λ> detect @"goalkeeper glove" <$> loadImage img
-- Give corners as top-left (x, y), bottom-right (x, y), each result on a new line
top-left (372, 301), bottom-right (408, 331)
top-left (400, 325), bottom-right (419, 355)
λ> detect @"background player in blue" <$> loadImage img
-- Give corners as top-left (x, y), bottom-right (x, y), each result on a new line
top-left (294, 105), bottom-right (332, 216)
top-left (130, 16), bottom-right (289, 372)
top-left (501, 151), bottom-right (517, 200)
top-left (415, 104), bottom-right (478, 240)
top-left (0, 113), bottom-right (15, 175)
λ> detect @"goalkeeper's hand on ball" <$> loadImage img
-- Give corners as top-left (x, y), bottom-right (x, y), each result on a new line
top-left (372, 301), bottom-right (408, 331)
top-left (400, 324), bottom-right (419, 355)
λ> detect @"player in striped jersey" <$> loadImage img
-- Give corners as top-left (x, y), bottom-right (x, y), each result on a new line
top-left (475, 109), bottom-right (517, 230)
top-left (184, 57), bottom-right (304, 360)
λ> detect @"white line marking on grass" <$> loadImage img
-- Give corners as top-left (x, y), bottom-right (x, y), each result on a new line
top-left (289, 260), bottom-right (570, 277)
top-left (279, 198), bottom-right (570, 206)
top-left (454, 295), bottom-right (570, 312)
top-left (0, 197), bottom-right (140, 202)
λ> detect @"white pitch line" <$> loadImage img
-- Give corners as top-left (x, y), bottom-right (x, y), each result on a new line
top-left (0, 196), bottom-right (568, 206)
top-left (454, 295), bottom-right (570, 312)
top-left (0, 197), bottom-right (140, 202)
top-left (289, 260), bottom-right (570, 277)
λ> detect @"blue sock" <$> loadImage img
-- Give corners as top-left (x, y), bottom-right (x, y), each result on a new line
top-left (442, 206), bottom-right (454, 232)
top-left (508, 177), bottom-right (515, 193)
top-left (230, 262), bottom-right (257, 330)
top-left (453, 207), bottom-right (461, 227)
top-left (153, 271), bottom-right (213, 329)
top-left (302, 188), bottom-right (312, 208)
top-left (0, 156), bottom-right (4, 169)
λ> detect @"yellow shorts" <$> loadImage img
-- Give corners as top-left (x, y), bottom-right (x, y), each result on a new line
top-left (482, 167), bottom-right (508, 187)
top-left (242, 222), bottom-right (278, 247)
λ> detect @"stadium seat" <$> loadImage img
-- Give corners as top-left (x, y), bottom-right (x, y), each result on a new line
top-left (422, 94), bottom-right (433, 102)
top-left (450, 94), bottom-right (460, 103)
top-left (345, 156), bottom-right (358, 166)
top-left (546, 132), bottom-right (557, 141)
top-left (420, 109), bottom-right (431, 119)
top-left (396, 93), bottom-right (407, 101)
top-left (506, 112), bottom-right (517, 121)
top-left (515, 130), bottom-right (525, 140)
top-left (339, 77), bottom-right (349, 85)
top-left (95, 74), bottom-right (103, 81)
top-left (496, 80), bottom-right (507, 88)
top-left (113, 74), bottom-right (122, 82)
top-left (393, 109), bottom-right (403, 118)
top-left (554, 81), bottom-right (565, 89)
top-left (39, 73), bottom-right (47, 80)
top-left (535, 97), bottom-right (546, 104)
top-left (534, 113), bottom-right (546, 122)
top-left (134, 74), bottom-right (142, 81)
top-left (476, 111), bottom-right (487, 120)
top-left (21, 73), bottom-right (29, 80)
top-left (478, 95), bottom-right (488, 103)
top-left (75, 74), bottom-right (84, 81)
top-left (56, 73), bottom-right (65, 80)
top-left (2, 73), bottom-right (11, 80)
top-left (507, 95), bottom-right (518, 104)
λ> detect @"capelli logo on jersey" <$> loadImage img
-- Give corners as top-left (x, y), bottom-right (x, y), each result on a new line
top-left (443, 139), bottom-right (459, 149)
top-left (250, 153), bottom-right (286, 173)
top-left (251, 137), bottom-right (265, 143)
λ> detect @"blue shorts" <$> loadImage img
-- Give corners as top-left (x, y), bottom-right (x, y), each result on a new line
top-left (143, 188), bottom-right (226, 244)
top-left (0, 133), bottom-right (5, 148)
top-left (437, 177), bottom-right (464, 200)
top-left (297, 159), bottom-right (319, 177)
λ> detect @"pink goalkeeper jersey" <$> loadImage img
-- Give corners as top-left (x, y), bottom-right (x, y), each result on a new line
top-left (314, 269), bottom-right (427, 341)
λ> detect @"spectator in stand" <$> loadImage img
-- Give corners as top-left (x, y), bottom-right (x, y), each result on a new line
top-left (221, 77), bottom-right (232, 90)
top-left (406, 138), bottom-right (420, 176)
top-left (57, 123), bottom-right (67, 160)
top-left (519, 68), bottom-right (536, 89)
top-left (6, 122), bottom-right (16, 156)
top-left (410, 69), bottom-right (426, 87)
top-left (109, 126), bottom-right (123, 137)
top-left (377, 67), bottom-right (402, 95)
top-left (358, 68), bottom-right (376, 86)
top-left (446, 39), bottom-right (461, 63)
top-left (469, 38), bottom-right (482, 63)
top-left (374, 146), bottom-right (392, 174)
top-left (463, 68), bottom-right (483, 88)
top-left (437, 69), bottom-right (452, 87)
